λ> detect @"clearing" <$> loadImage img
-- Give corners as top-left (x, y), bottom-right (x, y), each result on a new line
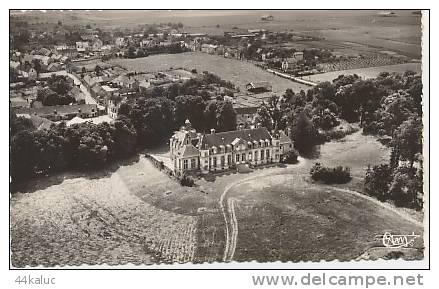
top-left (110, 52), bottom-right (310, 94)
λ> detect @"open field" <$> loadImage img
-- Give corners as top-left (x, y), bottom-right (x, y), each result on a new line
top-left (14, 10), bottom-right (421, 58)
top-left (11, 131), bottom-right (424, 265)
top-left (11, 156), bottom-right (201, 267)
top-left (304, 62), bottom-right (422, 83)
top-left (110, 52), bottom-right (310, 94)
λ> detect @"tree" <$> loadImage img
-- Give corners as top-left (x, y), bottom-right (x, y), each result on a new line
top-left (112, 116), bottom-right (137, 157)
top-left (33, 129), bottom-right (67, 174)
top-left (290, 112), bottom-right (320, 152)
top-left (128, 97), bottom-right (174, 147)
top-left (364, 164), bottom-right (393, 200)
top-left (255, 105), bottom-right (273, 131)
top-left (32, 59), bottom-right (42, 76)
top-left (127, 46), bottom-right (136, 59)
top-left (216, 101), bottom-right (236, 132)
top-left (174, 95), bottom-right (206, 131)
top-left (10, 112), bottom-right (34, 137)
top-left (94, 65), bottom-right (103, 76)
top-left (10, 130), bottom-right (38, 182)
top-left (204, 101), bottom-right (218, 131)
top-left (391, 116), bottom-right (423, 168)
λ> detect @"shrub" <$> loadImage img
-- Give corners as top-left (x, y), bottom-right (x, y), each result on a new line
top-left (179, 174), bottom-right (195, 187)
top-left (280, 149), bottom-right (299, 164)
top-left (310, 163), bottom-right (351, 184)
top-left (364, 164), bottom-right (392, 200)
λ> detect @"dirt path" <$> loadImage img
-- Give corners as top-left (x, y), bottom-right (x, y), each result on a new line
top-left (219, 166), bottom-right (298, 262)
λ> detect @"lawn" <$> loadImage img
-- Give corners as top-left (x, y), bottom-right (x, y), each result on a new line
top-left (229, 178), bottom-right (423, 262)
top-left (109, 52), bottom-right (309, 94)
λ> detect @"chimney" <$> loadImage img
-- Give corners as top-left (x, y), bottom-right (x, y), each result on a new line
top-left (210, 128), bottom-right (216, 135)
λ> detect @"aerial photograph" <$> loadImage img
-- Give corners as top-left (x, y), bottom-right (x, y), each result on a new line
top-left (9, 10), bottom-right (426, 267)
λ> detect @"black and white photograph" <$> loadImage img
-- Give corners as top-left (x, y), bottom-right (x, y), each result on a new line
top-left (6, 6), bottom-right (431, 284)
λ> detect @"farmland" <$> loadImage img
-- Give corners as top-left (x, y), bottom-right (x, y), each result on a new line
top-left (304, 62), bottom-right (422, 83)
top-left (10, 156), bottom-right (201, 266)
top-left (110, 52), bottom-right (309, 94)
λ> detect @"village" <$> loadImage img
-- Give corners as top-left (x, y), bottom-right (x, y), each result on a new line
top-left (10, 13), bottom-right (417, 136)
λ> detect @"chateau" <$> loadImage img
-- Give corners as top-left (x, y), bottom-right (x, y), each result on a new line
top-left (170, 120), bottom-right (293, 174)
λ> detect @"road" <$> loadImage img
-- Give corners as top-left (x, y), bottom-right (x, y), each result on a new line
top-left (39, 70), bottom-right (98, 106)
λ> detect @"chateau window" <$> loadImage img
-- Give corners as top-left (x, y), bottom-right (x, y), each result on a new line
top-left (242, 153), bottom-right (246, 161)
top-left (213, 156), bottom-right (217, 167)
top-left (248, 152), bottom-right (252, 161)
top-left (183, 159), bottom-right (188, 170)
top-left (191, 158), bottom-right (196, 169)
top-left (227, 155), bottom-right (232, 164)
top-left (266, 149), bottom-right (270, 159)
top-left (236, 154), bottom-right (240, 162)
top-left (261, 150), bottom-right (264, 160)
top-left (254, 151), bottom-right (258, 160)
top-left (221, 156), bottom-right (225, 166)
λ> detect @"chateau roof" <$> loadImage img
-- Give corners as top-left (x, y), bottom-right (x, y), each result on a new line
top-left (178, 144), bottom-right (200, 158)
top-left (200, 127), bottom-right (272, 149)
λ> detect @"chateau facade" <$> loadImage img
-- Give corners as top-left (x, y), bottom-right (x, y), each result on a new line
top-left (170, 120), bottom-right (293, 174)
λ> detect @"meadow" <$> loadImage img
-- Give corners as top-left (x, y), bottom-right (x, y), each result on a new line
top-left (110, 52), bottom-right (310, 94)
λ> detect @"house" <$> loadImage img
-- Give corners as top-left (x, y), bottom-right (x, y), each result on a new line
top-left (76, 41), bottom-right (89, 52)
top-left (10, 60), bottom-right (20, 71)
top-left (201, 44), bottom-right (218, 54)
top-left (278, 130), bottom-right (294, 154)
top-left (14, 103), bottom-right (98, 121)
top-left (26, 115), bottom-right (54, 130)
top-left (261, 15), bottom-right (274, 21)
top-left (138, 79), bottom-right (151, 92)
top-left (293, 51), bottom-right (304, 61)
top-left (235, 106), bottom-right (258, 127)
top-left (28, 68), bottom-right (38, 79)
top-left (281, 52), bottom-right (304, 71)
top-left (92, 38), bottom-right (103, 52)
top-left (100, 45), bottom-right (113, 53)
top-left (33, 55), bottom-right (53, 70)
top-left (38, 47), bottom-right (52, 57)
top-left (111, 75), bottom-right (139, 90)
top-left (47, 62), bottom-right (62, 72)
top-left (107, 96), bottom-right (124, 119)
top-left (246, 81), bottom-right (272, 93)
top-left (115, 37), bottom-right (125, 47)
top-left (170, 120), bottom-right (292, 174)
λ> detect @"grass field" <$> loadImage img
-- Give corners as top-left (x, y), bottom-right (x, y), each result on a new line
top-left (304, 62), bottom-right (422, 83)
top-left (10, 131), bottom-right (424, 266)
top-left (110, 52), bottom-right (309, 94)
